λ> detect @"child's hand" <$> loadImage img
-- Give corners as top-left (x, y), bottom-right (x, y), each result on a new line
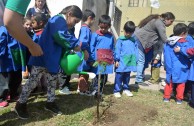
top-left (153, 59), bottom-right (158, 64)
top-left (174, 46), bottom-right (180, 53)
top-left (115, 61), bottom-right (119, 67)
top-left (89, 62), bottom-right (94, 66)
top-left (83, 50), bottom-right (89, 60)
top-left (73, 46), bottom-right (81, 52)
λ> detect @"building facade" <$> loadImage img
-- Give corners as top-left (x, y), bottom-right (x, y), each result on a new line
top-left (115, 0), bottom-right (194, 36)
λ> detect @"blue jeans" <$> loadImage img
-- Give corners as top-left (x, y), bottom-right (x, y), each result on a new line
top-left (114, 72), bottom-right (130, 93)
top-left (135, 36), bottom-right (145, 83)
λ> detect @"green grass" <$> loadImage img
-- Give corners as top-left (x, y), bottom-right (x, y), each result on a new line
top-left (1, 82), bottom-right (194, 126)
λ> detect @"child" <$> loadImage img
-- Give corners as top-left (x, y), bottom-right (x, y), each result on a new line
top-left (163, 23), bottom-right (189, 104)
top-left (114, 21), bottom-right (137, 98)
top-left (183, 22), bottom-right (194, 100)
top-left (148, 41), bottom-right (163, 84)
top-left (90, 15), bottom-right (114, 96)
top-left (14, 5), bottom-right (83, 119)
top-left (26, 0), bottom-right (50, 18)
top-left (0, 25), bottom-right (27, 107)
top-left (58, 27), bottom-right (76, 95)
top-left (181, 22), bottom-right (194, 108)
top-left (77, 9), bottom-right (95, 96)
top-left (30, 13), bottom-right (48, 94)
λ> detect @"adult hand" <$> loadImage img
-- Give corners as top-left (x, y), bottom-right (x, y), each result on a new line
top-left (28, 43), bottom-right (43, 56)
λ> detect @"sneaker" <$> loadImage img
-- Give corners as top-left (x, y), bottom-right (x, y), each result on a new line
top-left (163, 98), bottom-right (170, 103)
top-left (44, 102), bottom-right (62, 115)
top-left (59, 86), bottom-right (71, 95)
top-left (176, 100), bottom-right (182, 105)
top-left (135, 82), bottom-right (149, 86)
top-left (0, 101), bottom-right (8, 107)
top-left (77, 89), bottom-right (80, 93)
top-left (79, 91), bottom-right (92, 96)
top-left (114, 92), bottom-right (121, 98)
top-left (123, 90), bottom-right (133, 97)
top-left (14, 102), bottom-right (29, 119)
top-left (91, 90), bottom-right (97, 96)
top-left (161, 81), bottom-right (166, 87)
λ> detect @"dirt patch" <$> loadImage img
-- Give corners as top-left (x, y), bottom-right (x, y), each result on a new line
top-left (93, 96), bottom-right (158, 126)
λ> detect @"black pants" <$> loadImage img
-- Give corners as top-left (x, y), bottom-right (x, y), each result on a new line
top-left (0, 70), bottom-right (22, 101)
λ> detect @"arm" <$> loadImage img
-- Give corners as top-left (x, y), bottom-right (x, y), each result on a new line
top-left (155, 19), bottom-right (167, 43)
top-left (79, 27), bottom-right (90, 50)
top-left (114, 39), bottom-right (121, 62)
top-left (53, 31), bottom-right (80, 51)
top-left (4, 0), bottom-right (43, 56)
top-left (0, 27), bottom-right (7, 57)
top-left (89, 33), bottom-right (97, 62)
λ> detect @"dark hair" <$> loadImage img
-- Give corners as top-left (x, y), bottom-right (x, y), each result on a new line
top-left (138, 14), bottom-right (159, 28)
top-left (173, 23), bottom-right (188, 36)
top-left (35, 0), bottom-right (50, 14)
top-left (161, 12), bottom-right (175, 20)
top-left (23, 17), bottom-right (31, 24)
top-left (124, 21), bottom-right (136, 33)
top-left (188, 22), bottom-right (194, 35)
top-left (82, 9), bottom-right (95, 22)
top-left (138, 12), bottom-right (175, 28)
top-left (60, 5), bottom-right (83, 19)
top-left (32, 13), bottom-right (48, 27)
top-left (98, 15), bottom-right (111, 26)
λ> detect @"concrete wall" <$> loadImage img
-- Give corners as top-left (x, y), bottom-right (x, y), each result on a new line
top-left (82, 0), bottom-right (109, 31)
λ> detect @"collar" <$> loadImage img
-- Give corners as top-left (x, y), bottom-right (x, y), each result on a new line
top-left (119, 36), bottom-right (135, 42)
top-left (96, 30), bottom-right (112, 36)
top-left (177, 38), bottom-right (187, 43)
top-left (82, 24), bottom-right (90, 28)
top-left (35, 29), bottom-right (43, 35)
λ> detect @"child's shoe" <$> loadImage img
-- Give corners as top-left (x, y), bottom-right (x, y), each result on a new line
top-left (14, 102), bottom-right (29, 119)
top-left (176, 100), bottom-right (182, 105)
top-left (79, 91), bottom-right (92, 96)
top-left (45, 102), bottom-right (62, 115)
top-left (59, 86), bottom-right (71, 95)
top-left (114, 92), bottom-right (121, 98)
top-left (163, 98), bottom-right (170, 102)
top-left (123, 90), bottom-right (133, 97)
top-left (0, 101), bottom-right (8, 107)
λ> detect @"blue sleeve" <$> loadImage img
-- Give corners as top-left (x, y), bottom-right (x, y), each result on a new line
top-left (51, 16), bottom-right (79, 50)
top-left (79, 27), bottom-right (90, 50)
top-left (90, 33), bottom-right (97, 62)
top-left (0, 27), bottom-right (8, 57)
top-left (114, 39), bottom-right (121, 61)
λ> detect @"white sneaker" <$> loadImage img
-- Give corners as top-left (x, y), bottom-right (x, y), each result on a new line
top-left (79, 91), bottom-right (92, 96)
top-left (59, 86), bottom-right (71, 95)
top-left (114, 92), bottom-right (121, 98)
top-left (161, 80), bottom-right (166, 87)
top-left (123, 90), bottom-right (133, 97)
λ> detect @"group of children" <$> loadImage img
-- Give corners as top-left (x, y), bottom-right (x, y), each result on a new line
top-left (0, 1), bottom-right (194, 120)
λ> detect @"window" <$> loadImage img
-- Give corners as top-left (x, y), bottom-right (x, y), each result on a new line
top-left (128, 0), bottom-right (139, 7)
